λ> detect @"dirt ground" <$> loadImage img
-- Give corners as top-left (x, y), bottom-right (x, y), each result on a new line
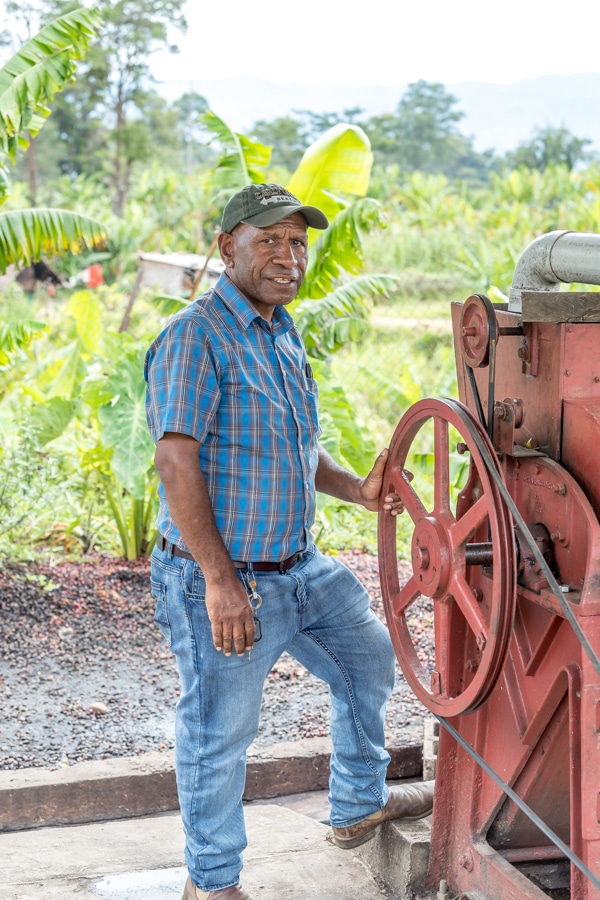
top-left (0, 550), bottom-right (432, 771)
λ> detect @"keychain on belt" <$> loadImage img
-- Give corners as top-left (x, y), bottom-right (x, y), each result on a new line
top-left (242, 564), bottom-right (262, 657)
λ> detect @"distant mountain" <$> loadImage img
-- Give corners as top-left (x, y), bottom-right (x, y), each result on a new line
top-left (155, 73), bottom-right (600, 154)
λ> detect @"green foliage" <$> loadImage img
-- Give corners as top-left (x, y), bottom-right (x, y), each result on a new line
top-left (0, 420), bottom-right (75, 561)
top-left (29, 396), bottom-right (77, 444)
top-left (297, 198), bottom-right (385, 298)
top-left (296, 274), bottom-right (396, 358)
top-left (201, 111), bottom-right (271, 190)
top-left (0, 6), bottom-right (103, 170)
top-left (0, 317), bottom-right (47, 365)
top-left (250, 115), bottom-right (309, 173)
top-left (0, 6), bottom-right (107, 272)
top-left (93, 344), bottom-right (156, 498)
top-left (505, 126), bottom-right (594, 172)
top-left (0, 207), bottom-right (107, 270)
top-left (287, 124), bottom-right (373, 224)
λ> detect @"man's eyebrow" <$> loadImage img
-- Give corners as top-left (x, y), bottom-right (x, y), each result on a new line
top-left (255, 227), bottom-right (308, 239)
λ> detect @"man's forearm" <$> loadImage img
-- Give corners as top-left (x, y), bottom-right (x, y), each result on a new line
top-left (154, 432), bottom-right (255, 656)
top-left (154, 435), bottom-right (237, 585)
top-left (315, 445), bottom-right (364, 504)
top-left (315, 444), bottom-right (402, 515)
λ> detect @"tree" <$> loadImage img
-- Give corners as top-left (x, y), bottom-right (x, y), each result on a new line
top-left (362, 80), bottom-right (496, 180)
top-left (28, 0), bottom-right (188, 215)
top-left (250, 116), bottom-right (309, 173)
top-left (0, 6), bottom-right (106, 272)
top-left (173, 91), bottom-right (209, 172)
top-left (294, 107), bottom-right (366, 143)
top-left (505, 125), bottom-right (594, 171)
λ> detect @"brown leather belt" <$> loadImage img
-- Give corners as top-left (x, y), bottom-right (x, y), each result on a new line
top-left (156, 535), bottom-right (303, 574)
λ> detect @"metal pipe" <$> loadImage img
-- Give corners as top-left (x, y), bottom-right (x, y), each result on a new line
top-left (508, 230), bottom-right (600, 312)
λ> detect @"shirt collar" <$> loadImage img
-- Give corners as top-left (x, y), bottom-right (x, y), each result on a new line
top-left (215, 272), bottom-right (294, 335)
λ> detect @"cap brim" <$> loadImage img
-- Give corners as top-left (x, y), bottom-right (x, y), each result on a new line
top-left (241, 203), bottom-right (328, 230)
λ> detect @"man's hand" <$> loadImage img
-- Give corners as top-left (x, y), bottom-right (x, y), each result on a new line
top-left (358, 448), bottom-right (408, 514)
top-left (204, 577), bottom-right (256, 657)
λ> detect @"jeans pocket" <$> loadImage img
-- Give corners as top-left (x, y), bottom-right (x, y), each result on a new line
top-left (151, 578), bottom-right (173, 648)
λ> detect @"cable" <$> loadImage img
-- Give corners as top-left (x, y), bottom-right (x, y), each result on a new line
top-left (446, 397), bottom-right (600, 680)
top-left (436, 713), bottom-right (600, 892)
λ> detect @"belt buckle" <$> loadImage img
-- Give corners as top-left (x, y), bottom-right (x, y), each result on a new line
top-left (279, 559), bottom-right (286, 574)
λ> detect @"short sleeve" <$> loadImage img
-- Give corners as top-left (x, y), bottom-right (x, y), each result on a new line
top-left (145, 315), bottom-right (221, 444)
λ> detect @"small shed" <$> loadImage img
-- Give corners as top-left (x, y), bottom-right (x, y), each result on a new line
top-left (136, 252), bottom-right (225, 296)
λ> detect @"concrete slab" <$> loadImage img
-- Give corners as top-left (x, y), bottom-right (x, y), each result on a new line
top-left (356, 816), bottom-right (432, 900)
top-left (0, 739), bottom-right (422, 832)
top-left (0, 805), bottom-right (389, 900)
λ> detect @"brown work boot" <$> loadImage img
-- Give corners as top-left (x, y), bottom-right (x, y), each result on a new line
top-left (328, 780), bottom-right (435, 850)
top-left (182, 875), bottom-right (251, 899)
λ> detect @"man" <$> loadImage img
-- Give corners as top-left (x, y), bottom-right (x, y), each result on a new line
top-left (145, 184), bottom-right (434, 900)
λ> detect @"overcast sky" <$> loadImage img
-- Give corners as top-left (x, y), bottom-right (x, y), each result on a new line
top-left (151, 0), bottom-right (600, 87)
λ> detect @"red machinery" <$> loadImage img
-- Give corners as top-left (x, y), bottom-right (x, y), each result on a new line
top-left (378, 231), bottom-right (600, 899)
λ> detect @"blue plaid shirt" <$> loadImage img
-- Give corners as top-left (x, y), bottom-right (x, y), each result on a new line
top-left (144, 272), bottom-right (321, 561)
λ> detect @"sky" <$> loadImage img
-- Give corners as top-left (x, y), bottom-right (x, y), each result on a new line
top-left (151, 0), bottom-right (600, 88)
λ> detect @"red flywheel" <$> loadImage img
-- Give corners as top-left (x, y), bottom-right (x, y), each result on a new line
top-left (378, 398), bottom-right (516, 716)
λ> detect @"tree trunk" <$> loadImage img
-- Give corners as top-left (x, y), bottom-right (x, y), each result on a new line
top-left (112, 84), bottom-right (126, 217)
top-left (26, 132), bottom-right (37, 206)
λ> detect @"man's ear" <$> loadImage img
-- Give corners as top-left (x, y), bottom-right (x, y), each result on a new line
top-left (218, 231), bottom-right (235, 268)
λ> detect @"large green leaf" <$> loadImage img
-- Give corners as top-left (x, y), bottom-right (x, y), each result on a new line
top-left (287, 124), bottom-right (374, 224)
top-left (0, 318), bottom-right (47, 365)
top-left (201, 111), bottom-right (271, 189)
top-left (0, 7), bottom-right (102, 161)
top-left (311, 358), bottom-right (376, 476)
top-left (296, 274), bottom-right (397, 358)
top-left (0, 207), bottom-right (106, 272)
top-left (67, 290), bottom-right (102, 353)
top-left (46, 339), bottom-right (86, 398)
top-left (150, 294), bottom-right (189, 316)
top-left (97, 347), bottom-right (156, 499)
top-left (29, 397), bottom-right (78, 445)
top-left (296, 198), bottom-right (385, 299)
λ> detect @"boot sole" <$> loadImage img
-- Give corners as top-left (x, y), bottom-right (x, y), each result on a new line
top-left (328, 807), bottom-right (433, 850)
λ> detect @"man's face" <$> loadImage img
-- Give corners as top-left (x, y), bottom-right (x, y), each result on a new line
top-left (218, 212), bottom-right (309, 320)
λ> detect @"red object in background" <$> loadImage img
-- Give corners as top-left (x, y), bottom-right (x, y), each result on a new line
top-left (87, 263), bottom-right (104, 288)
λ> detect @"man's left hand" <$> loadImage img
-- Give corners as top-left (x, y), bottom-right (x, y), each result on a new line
top-left (359, 448), bottom-right (407, 514)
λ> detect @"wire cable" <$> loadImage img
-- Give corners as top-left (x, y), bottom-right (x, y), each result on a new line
top-left (436, 713), bottom-right (600, 892)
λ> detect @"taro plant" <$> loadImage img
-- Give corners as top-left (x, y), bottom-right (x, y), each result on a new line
top-left (5, 289), bottom-right (159, 559)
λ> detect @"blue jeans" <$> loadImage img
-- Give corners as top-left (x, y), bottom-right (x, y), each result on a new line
top-left (150, 543), bottom-right (396, 892)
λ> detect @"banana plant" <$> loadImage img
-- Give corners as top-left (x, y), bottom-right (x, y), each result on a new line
top-left (200, 111), bottom-right (272, 192)
top-left (0, 7), bottom-right (107, 271)
top-left (82, 334), bottom-right (158, 559)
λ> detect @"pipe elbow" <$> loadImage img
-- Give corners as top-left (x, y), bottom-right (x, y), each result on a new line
top-left (508, 231), bottom-right (572, 312)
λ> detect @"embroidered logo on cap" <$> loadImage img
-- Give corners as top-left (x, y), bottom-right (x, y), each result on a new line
top-left (254, 186), bottom-right (298, 206)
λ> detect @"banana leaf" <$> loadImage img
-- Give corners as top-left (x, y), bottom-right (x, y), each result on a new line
top-left (0, 207), bottom-right (106, 272)
top-left (287, 124), bottom-right (374, 225)
top-left (0, 7), bottom-right (102, 160)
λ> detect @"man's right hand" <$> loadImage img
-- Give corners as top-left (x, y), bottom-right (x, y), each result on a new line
top-left (205, 578), bottom-right (256, 657)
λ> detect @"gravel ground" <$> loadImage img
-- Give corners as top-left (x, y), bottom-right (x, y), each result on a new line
top-left (0, 551), bottom-right (432, 771)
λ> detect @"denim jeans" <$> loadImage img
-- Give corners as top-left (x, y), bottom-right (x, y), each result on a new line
top-left (151, 543), bottom-right (396, 892)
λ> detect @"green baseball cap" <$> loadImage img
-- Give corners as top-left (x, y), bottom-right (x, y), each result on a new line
top-left (221, 183), bottom-right (329, 233)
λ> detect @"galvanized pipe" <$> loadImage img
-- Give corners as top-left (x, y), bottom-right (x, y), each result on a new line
top-left (508, 230), bottom-right (600, 312)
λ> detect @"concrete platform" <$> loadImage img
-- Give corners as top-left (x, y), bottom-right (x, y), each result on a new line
top-left (0, 739), bottom-right (422, 832)
top-left (0, 805), bottom-right (392, 900)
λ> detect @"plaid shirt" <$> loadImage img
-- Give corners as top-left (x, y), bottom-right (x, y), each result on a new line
top-left (144, 272), bottom-right (321, 561)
